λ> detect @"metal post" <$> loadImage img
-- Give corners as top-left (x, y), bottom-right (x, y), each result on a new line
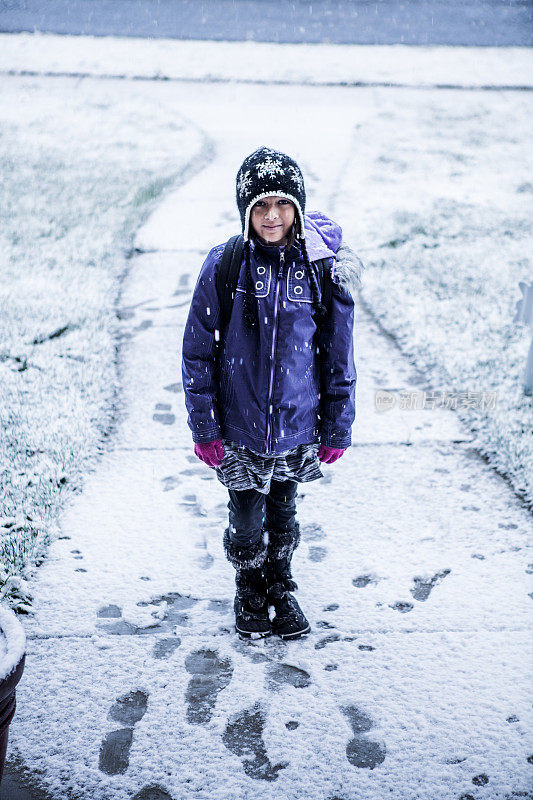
top-left (513, 281), bottom-right (533, 396)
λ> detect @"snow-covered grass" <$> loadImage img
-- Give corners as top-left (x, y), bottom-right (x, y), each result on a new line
top-left (338, 89), bottom-right (533, 510)
top-left (1, 32), bottom-right (531, 89)
top-left (0, 74), bottom-right (203, 610)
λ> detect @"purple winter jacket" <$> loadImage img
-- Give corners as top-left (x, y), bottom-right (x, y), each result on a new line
top-left (181, 211), bottom-right (358, 455)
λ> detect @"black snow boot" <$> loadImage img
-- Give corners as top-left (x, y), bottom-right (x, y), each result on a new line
top-left (264, 522), bottom-right (311, 640)
top-left (223, 527), bottom-right (271, 639)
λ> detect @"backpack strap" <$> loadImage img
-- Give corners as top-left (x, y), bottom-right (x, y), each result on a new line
top-left (217, 234), bottom-right (244, 332)
top-left (312, 256), bottom-right (334, 317)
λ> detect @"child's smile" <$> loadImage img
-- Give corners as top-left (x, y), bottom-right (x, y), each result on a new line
top-left (250, 195), bottom-right (296, 246)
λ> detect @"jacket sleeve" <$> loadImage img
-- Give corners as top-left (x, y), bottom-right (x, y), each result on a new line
top-left (181, 246), bottom-right (224, 444)
top-left (316, 261), bottom-right (357, 449)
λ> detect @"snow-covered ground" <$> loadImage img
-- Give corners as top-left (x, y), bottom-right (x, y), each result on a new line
top-left (0, 74), bottom-right (204, 609)
top-left (1, 32), bottom-right (531, 88)
top-left (0, 34), bottom-right (531, 800)
top-left (337, 88), bottom-right (533, 512)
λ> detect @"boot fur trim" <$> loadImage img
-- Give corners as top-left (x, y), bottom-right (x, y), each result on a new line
top-left (265, 522), bottom-right (301, 562)
top-left (223, 526), bottom-right (268, 570)
top-left (265, 523), bottom-right (301, 594)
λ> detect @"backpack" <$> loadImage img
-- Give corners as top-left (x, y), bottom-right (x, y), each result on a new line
top-left (215, 234), bottom-right (333, 331)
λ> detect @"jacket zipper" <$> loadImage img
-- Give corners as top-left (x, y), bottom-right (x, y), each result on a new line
top-left (265, 249), bottom-right (285, 454)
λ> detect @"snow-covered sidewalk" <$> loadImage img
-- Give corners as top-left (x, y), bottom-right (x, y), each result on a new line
top-left (7, 72), bottom-right (532, 799)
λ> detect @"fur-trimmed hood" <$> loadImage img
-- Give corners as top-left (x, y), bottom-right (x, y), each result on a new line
top-left (304, 210), bottom-right (365, 296)
top-left (333, 242), bottom-right (365, 295)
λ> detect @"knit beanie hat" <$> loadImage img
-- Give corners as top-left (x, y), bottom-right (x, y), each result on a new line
top-left (235, 146), bottom-right (326, 332)
top-left (236, 146), bottom-right (306, 241)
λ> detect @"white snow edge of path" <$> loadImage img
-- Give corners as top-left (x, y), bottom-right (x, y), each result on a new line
top-left (0, 605), bottom-right (25, 680)
top-left (1, 32), bottom-right (532, 88)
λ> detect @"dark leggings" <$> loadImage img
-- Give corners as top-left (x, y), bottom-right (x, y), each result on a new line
top-left (227, 479), bottom-right (298, 547)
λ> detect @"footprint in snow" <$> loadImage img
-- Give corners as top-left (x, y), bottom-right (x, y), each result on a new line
top-left (153, 401), bottom-right (175, 425)
top-left (173, 274), bottom-right (191, 296)
top-left (352, 574), bottom-right (379, 588)
top-left (96, 592), bottom-right (199, 635)
top-left (131, 786), bottom-right (174, 800)
top-left (133, 319), bottom-right (153, 333)
top-left (185, 649), bottom-right (233, 725)
top-left (196, 551), bottom-right (214, 570)
top-left (208, 598), bottom-right (232, 615)
top-left (137, 591), bottom-right (199, 630)
top-left (161, 475), bottom-right (180, 492)
top-left (99, 690), bottom-right (149, 775)
top-left (341, 705), bottom-right (386, 770)
top-left (222, 703), bottom-right (288, 781)
top-left (265, 662), bottom-right (311, 691)
top-left (308, 545), bottom-right (327, 562)
top-left (152, 637), bottom-right (181, 660)
top-left (163, 382), bottom-right (182, 393)
top-left (179, 494), bottom-right (207, 517)
top-left (97, 604), bottom-right (122, 619)
top-left (96, 604), bottom-right (137, 635)
top-left (389, 601), bottom-right (413, 613)
top-left (179, 467), bottom-right (213, 479)
top-left (410, 568), bottom-right (450, 601)
top-left (301, 522), bottom-right (326, 542)
top-left (195, 537), bottom-right (214, 570)
top-left (315, 634), bottom-right (341, 650)
top-left (230, 638), bottom-right (271, 663)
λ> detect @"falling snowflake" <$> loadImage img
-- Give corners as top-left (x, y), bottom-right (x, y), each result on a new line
top-left (237, 168), bottom-right (253, 197)
top-left (256, 156), bottom-right (284, 180)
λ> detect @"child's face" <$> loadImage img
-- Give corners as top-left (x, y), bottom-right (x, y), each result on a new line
top-left (250, 196), bottom-right (296, 246)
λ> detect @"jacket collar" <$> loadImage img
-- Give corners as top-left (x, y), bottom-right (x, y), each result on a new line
top-left (250, 236), bottom-right (301, 261)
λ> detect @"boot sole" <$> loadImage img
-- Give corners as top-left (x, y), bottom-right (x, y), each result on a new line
top-left (235, 624), bottom-right (272, 639)
top-left (274, 622), bottom-right (311, 640)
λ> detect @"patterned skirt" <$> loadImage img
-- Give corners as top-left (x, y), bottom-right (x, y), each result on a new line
top-left (215, 438), bottom-right (324, 495)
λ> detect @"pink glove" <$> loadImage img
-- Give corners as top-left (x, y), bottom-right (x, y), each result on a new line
top-left (194, 439), bottom-right (224, 467)
top-left (318, 445), bottom-right (346, 464)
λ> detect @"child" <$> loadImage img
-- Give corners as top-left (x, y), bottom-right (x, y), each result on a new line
top-left (182, 146), bottom-right (363, 641)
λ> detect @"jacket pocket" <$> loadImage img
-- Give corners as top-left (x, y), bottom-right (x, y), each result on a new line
top-left (235, 263), bottom-right (272, 297)
top-left (287, 264), bottom-right (314, 303)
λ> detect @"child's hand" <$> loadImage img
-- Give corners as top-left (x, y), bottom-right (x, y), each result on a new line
top-left (194, 439), bottom-right (224, 467)
top-left (318, 445), bottom-right (346, 464)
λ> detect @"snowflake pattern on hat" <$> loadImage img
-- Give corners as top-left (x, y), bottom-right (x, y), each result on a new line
top-left (236, 168), bottom-right (253, 199)
top-left (287, 164), bottom-right (304, 192)
top-left (235, 146), bottom-right (307, 241)
top-left (256, 155), bottom-right (285, 180)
